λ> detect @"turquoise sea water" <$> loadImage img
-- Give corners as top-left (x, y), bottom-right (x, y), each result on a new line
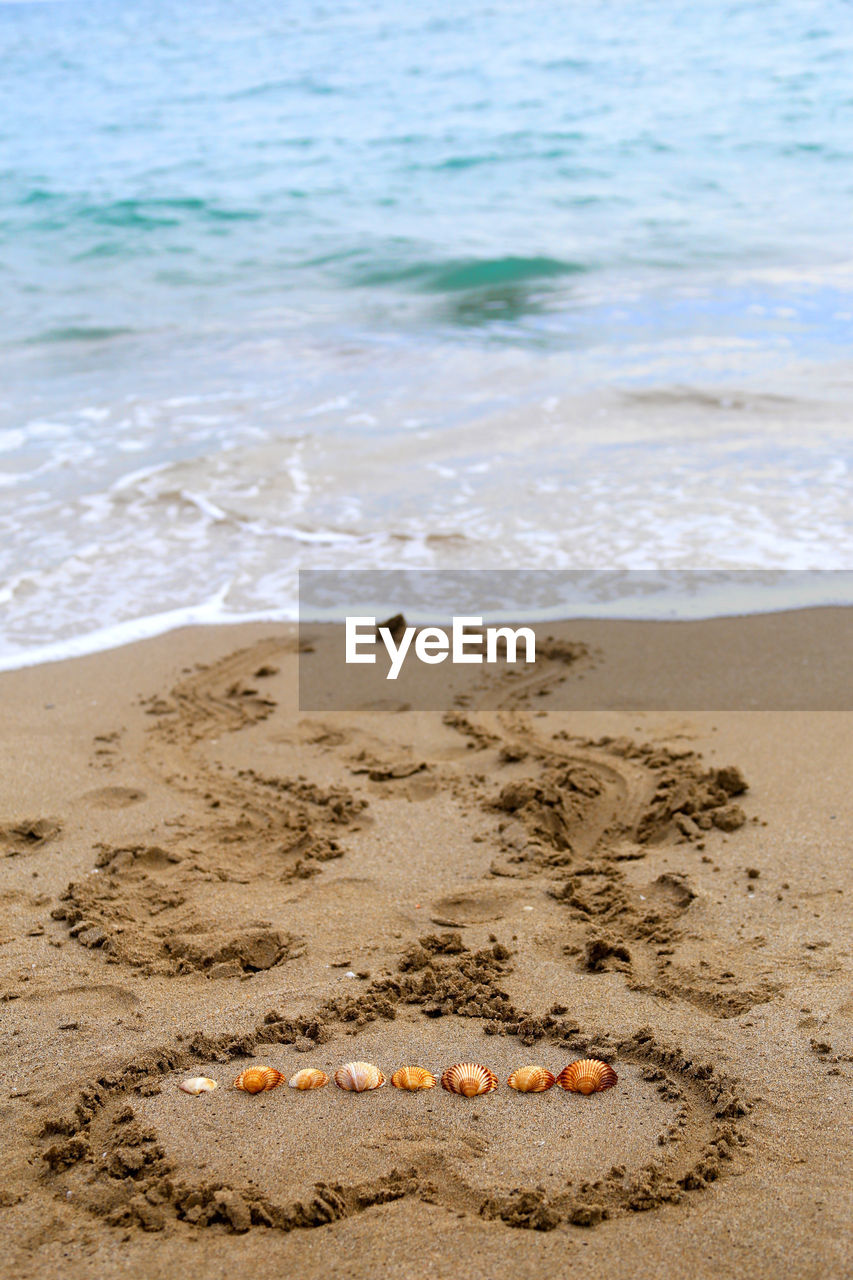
top-left (0, 0), bottom-right (851, 661)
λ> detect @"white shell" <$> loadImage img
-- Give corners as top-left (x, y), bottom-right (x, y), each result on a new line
top-left (178, 1076), bottom-right (218, 1095)
top-left (288, 1068), bottom-right (329, 1090)
top-left (333, 1061), bottom-right (385, 1092)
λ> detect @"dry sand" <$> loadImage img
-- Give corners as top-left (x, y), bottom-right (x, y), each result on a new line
top-left (0, 614), bottom-right (850, 1279)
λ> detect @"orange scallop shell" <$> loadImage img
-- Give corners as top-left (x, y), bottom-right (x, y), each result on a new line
top-left (440, 1062), bottom-right (499, 1097)
top-left (391, 1066), bottom-right (437, 1091)
top-left (556, 1058), bottom-right (618, 1095)
top-left (507, 1065), bottom-right (555, 1093)
top-left (288, 1068), bottom-right (329, 1090)
top-left (232, 1066), bottom-right (285, 1094)
top-left (334, 1061), bottom-right (385, 1092)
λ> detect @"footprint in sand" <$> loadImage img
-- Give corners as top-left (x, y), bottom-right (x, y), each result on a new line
top-left (0, 817), bottom-right (61, 853)
top-left (429, 885), bottom-right (518, 927)
top-left (17, 982), bottom-right (141, 1017)
top-left (81, 786), bottom-right (147, 809)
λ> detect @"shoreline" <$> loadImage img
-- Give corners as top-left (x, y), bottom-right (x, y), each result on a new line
top-left (1, 606), bottom-right (849, 712)
top-left (1, 593), bottom-right (851, 676)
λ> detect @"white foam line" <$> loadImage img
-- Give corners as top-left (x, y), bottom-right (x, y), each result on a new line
top-left (180, 489), bottom-right (231, 522)
top-left (242, 520), bottom-right (362, 544)
top-left (0, 587), bottom-right (290, 673)
top-left (111, 459), bottom-right (175, 491)
top-left (300, 577), bottom-right (853, 626)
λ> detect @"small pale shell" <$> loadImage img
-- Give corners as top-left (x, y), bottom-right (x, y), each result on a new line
top-left (391, 1066), bottom-right (437, 1091)
top-left (334, 1061), bottom-right (385, 1092)
top-left (556, 1059), bottom-right (618, 1095)
top-left (440, 1063), bottom-right (499, 1097)
top-left (232, 1066), bottom-right (285, 1094)
top-left (507, 1065), bottom-right (555, 1093)
top-left (288, 1068), bottom-right (329, 1090)
top-left (178, 1076), bottom-right (218, 1095)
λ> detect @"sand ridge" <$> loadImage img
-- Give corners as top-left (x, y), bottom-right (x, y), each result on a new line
top-left (36, 1017), bottom-right (750, 1236)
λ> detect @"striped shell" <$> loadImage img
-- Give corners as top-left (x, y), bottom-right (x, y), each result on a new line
top-left (288, 1068), bottom-right (329, 1090)
top-left (507, 1065), bottom-right (555, 1093)
top-left (178, 1076), bottom-right (218, 1095)
top-left (440, 1062), bottom-right (499, 1097)
top-left (556, 1059), bottom-right (618, 1095)
top-left (334, 1061), bottom-right (385, 1092)
top-left (232, 1066), bottom-right (285, 1094)
top-left (391, 1066), bottom-right (437, 1091)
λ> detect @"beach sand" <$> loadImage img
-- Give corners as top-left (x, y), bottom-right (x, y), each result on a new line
top-left (0, 616), bottom-right (850, 1279)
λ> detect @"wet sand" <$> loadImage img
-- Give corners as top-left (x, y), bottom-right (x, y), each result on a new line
top-left (0, 615), bottom-right (850, 1279)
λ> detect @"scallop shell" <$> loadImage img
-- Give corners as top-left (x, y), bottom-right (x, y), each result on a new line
top-left (391, 1066), bottom-right (437, 1091)
top-left (333, 1061), bottom-right (385, 1092)
top-left (440, 1062), bottom-right (499, 1097)
top-left (288, 1068), bottom-right (329, 1091)
top-left (178, 1077), bottom-right (218, 1095)
top-left (507, 1065), bottom-right (555, 1093)
top-left (232, 1066), bottom-right (285, 1094)
top-left (556, 1059), bottom-right (618, 1095)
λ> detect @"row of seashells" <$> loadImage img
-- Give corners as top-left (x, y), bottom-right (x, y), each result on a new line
top-left (180, 1058), bottom-right (617, 1097)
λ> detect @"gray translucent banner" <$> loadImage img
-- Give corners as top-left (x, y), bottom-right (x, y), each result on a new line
top-left (298, 570), bottom-right (853, 711)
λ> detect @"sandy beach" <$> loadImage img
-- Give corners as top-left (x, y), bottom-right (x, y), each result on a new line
top-left (3, 3), bottom-right (851, 1276)
top-left (0, 615), bottom-right (850, 1279)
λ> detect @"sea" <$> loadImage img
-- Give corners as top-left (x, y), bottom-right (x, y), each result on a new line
top-left (1, 0), bottom-right (851, 668)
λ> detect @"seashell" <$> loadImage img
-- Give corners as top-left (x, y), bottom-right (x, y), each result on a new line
top-left (440, 1062), bottom-right (499, 1097)
top-left (507, 1065), bottom-right (555, 1093)
top-left (178, 1077), bottom-right (218, 1095)
top-left (556, 1058), bottom-right (618, 1095)
top-left (391, 1066), bottom-right (437, 1091)
top-left (232, 1066), bottom-right (285, 1094)
top-left (288, 1068), bottom-right (329, 1091)
top-left (334, 1061), bottom-right (385, 1092)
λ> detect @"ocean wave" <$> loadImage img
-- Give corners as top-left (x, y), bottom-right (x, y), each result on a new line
top-left (17, 194), bottom-right (262, 234)
top-left (349, 255), bottom-right (587, 293)
top-left (24, 325), bottom-right (136, 345)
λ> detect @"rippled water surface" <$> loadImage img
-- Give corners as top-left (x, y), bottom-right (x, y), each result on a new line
top-left (0, 0), bottom-right (851, 660)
